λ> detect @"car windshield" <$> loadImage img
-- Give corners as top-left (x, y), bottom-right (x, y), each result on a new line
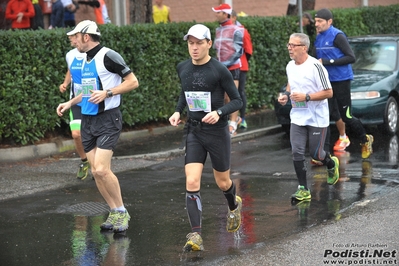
top-left (350, 40), bottom-right (397, 71)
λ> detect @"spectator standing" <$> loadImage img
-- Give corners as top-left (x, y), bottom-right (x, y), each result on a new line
top-left (278, 33), bottom-right (340, 202)
top-left (169, 24), bottom-right (243, 252)
top-left (5, 0), bottom-right (35, 29)
top-left (152, 0), bottom-right (171, 24)
top-left (313, 8), bottom-right (374, 159)
top-left (212, 3), bottom-right (244, 135)
top-left (31, 0), bottom-right (44, 29)
top-left (231, 10), bottom-right (253, 129)
top-left (56, 20), bottom-right (139, 233)
top-left (63, 0), bottom-right (79, 27)
top-left (49, 0), bottom-right (64, 29)
top-left (302, 12), bottom-right (315, 37)
top-left (94, 0), bottom-right (110, 24)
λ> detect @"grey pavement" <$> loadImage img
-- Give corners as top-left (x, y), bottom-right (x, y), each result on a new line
top-left (0, 110), bottom-right (398, 265)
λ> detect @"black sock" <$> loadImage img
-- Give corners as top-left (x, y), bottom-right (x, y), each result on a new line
top-left (223, 182), bottom-right (237, 210)
top-left (293, 160), bottom-right (307, 189)
top-left (81, 158), bottom-right (88, 162)
top-left (186, 191), bottom-right (202, 234)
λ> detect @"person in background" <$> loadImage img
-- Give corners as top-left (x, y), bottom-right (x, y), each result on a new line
top-left (31, 0), bottom-right (44, 29)
top-left (63, 0), bottom-right (79, 28)
top-left (94, 0), bottom-right (110, 24)
top-left (302, 12), bottom-right (315, 37)
top-left (169, 24), bottom-right (243, 252)
top-left (5, 0), bottom-right (35, 30)
top-left (278, 33), bottom-right (340, 202)
top-left (49, 0), bottom-right (64, 29)
top-left (212, 3), bottom-right (244, 135)
top-left (56, 20), bottom-right (139, 233)
top-left (313, 8), bottom-right (374, 159)
top-left (231, 10), bottom-right (253, 129)
top-left (153, 0), bottom-right (171, 24)
top-left (59, 34), bottom-right (90, 180)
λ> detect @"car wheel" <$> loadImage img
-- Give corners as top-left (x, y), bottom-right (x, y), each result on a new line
top-left (382, 96), bottom-right (399, 134)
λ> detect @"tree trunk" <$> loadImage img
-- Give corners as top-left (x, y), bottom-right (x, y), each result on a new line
top-left (287, 0), bottom-right (316, 16)
top-left (129, 0), bottom-right (152, 23)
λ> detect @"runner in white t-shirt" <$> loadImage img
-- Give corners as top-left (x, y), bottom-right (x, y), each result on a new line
top-left (278, 33), bottom-right (340, 202)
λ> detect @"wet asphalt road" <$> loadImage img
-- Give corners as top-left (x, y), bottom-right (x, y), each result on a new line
top-left (0, 122), bottom-right (398, 266)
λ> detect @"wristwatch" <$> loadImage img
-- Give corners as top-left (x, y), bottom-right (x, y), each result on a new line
top-left (216, 109), bottom-right (223, 117)
top-left (330, 59), bottom-right (334, 64)
top-left (106, 90), bottom-right (113, 98)
top-left (305, 94), bottom-right (311, 102)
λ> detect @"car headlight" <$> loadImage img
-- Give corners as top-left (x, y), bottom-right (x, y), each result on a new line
top-left (351, 91), bottom-right (380, 100)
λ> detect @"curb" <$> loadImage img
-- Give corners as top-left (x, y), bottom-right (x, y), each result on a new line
top-left (1, 122), bottom-right (282, 163)
top-left (113, 124), bottom-right (282, 160)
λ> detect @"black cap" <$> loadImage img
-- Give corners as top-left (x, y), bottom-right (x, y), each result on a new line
top-left (303, 12), bottom-right (314, 23)
top-left (315, 8), bottom-right (333, 20)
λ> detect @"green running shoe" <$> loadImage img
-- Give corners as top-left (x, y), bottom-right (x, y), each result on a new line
top-left (183, 232), bottom-right (204, 252)
top-left (100, 210), bottom-right (118, 230)
top-left (327, 156), bottom-right (340, 185)
top-left (113, 210), bottom-right (131, 233)
top-left (77, 161), bottom-right (90, 180)
top-left (239, 119), bottom-right (247, 128)
top-left (361, 134), bottom-right (374, 159)
top-left (291, 185), bottom-right (311, 201)
top-left (226, 195), bottom-right (242, 232)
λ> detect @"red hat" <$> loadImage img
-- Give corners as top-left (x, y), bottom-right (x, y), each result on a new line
top-left (212, 3), bottom-right (232, 15)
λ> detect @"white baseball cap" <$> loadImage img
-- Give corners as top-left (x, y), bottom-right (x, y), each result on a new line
top-left (67, 20), bottom-right (101, 36)
top-left (183, 24), bottom-right (211, 41)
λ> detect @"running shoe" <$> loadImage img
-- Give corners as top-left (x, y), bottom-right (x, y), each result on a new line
top-left (327, 156), bottom-right (340, 185)
top-left (77, 161), bottom-right (90, 180)
top-left (292, 199), bottom-right (311, 220)
top-left (333, 136), bottom-right (351, 151)
top-left (226, 195), bottom-right (242, 232)
top-left (239, 119), bottom-right (247, 129)
top-left (310, 158), bottom-right (323, 166)
top-left (229, 116), bottom-right (242, 136)
top-left (291, 185), bottom-right (311, 201)
top-left (183, 232), bottom-right (204, 252)
top-left (113, 210), bottom-right (131, 233)
top-left (361, 134), bottom-right (374, 159)
top-left (100, 210), bottom-right (118, 230)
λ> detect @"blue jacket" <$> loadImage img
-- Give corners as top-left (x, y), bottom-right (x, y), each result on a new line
top-left (315, 26), bottom-right (353, 81)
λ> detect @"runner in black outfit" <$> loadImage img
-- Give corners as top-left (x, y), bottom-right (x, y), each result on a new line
top-left (169, 24), bottom-right (243, 252)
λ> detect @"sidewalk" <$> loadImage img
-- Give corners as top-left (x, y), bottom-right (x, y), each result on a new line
top-left (0, 110), bottom-right (281, 201)
top-left (0, 110), bottom-right (279, 162)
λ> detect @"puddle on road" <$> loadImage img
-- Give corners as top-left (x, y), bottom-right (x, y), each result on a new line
top-left (0, 167), bottom-right (394, 266)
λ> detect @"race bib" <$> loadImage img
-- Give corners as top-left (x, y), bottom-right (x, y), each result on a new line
top-left (81, 78), bottom-right (97, 97)
top-left (185, 91), bottom-right (212, 112)
top-left (291, 100), bottom-right (308, 108)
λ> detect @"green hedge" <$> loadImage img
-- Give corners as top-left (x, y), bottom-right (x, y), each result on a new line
top-left (1, 4), bottom-right (398, 145)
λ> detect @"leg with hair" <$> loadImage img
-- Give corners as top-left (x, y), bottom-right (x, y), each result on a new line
top-left (88, 148), bottom-right (123, 209)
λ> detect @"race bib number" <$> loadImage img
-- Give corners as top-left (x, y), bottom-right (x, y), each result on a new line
top-left (81, 78), bottom-right (97, 97)
top-left (291, 100), bottom-right (308, 108)
top-left (185, 91), bottom-right (211, 112)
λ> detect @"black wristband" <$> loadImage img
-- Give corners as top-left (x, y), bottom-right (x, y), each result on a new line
top-left (283, 91), bottom-right (291, 97)
top-left (106, 90), bottom-right (113, 98)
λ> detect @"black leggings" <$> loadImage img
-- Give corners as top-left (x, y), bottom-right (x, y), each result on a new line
top-left (328, 80), bottom-right (367, 145)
